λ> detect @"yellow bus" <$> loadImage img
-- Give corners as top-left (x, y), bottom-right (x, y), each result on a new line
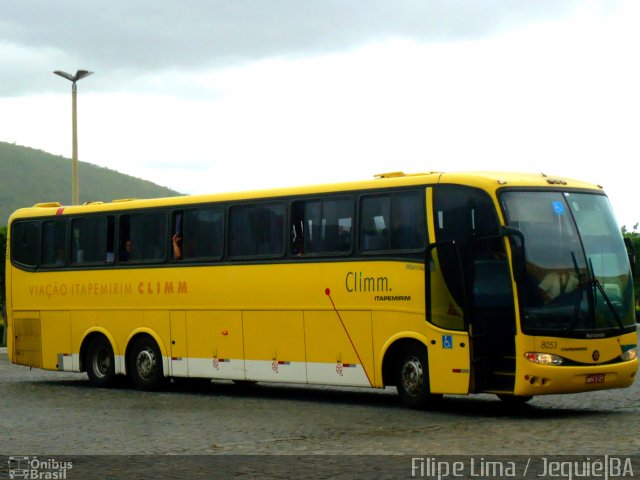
top-left (5, 171), bottom-right (638, 408)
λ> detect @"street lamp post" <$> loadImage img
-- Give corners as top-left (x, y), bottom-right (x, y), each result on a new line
top-left (54, 69), bottom-right (93, 205)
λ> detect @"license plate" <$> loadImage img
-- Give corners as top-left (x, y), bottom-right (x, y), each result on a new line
top-left (586, 374), bottom-right (605, 384)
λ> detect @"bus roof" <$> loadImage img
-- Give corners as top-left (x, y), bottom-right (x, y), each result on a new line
top-left (8, 170), bottom-right (603, 221)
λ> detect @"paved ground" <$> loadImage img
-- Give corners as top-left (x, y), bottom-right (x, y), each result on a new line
top-left (0, 347), bottom-right (638, 478)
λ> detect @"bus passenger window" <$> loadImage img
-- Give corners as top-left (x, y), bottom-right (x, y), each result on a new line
top-left (41, 220), bottom-right (67, 266)
top-left (119, 213), bottom-right (167, 262)
top-left (11, 221), bottom-right (40, 267)
top-left (119, 216), bottom-right (131, 262)
top-left (290, 202), bottom-right (305, 256)
top-left (171, 207), bottom-right (224, 261)
top-left (291, 197), bottom-right (353, 255)
top-left (360, 191), bottom-right (425, 252)
top-left (360, 196), bottom-right (389, 251)
top-left (229, 204), bottom-right (285, 257)
top-left (106, 216), bottom-right (115, 263)
top-left (172, 212), bottom-right (183, 260)
top-left (71, 216), bottom-right (112, 265)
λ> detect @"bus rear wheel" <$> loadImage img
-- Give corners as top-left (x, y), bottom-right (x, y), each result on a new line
top-left (396, 345), bottom-right (441, 409)
top-left (128, 336), bottom-right (166, 390)
top-left (86, 336), bottom-right (116, 388)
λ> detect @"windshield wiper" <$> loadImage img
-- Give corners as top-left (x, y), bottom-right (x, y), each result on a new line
top-left (568, 252), bottom-right (584, 333)
top-left (588, 258), bottom-right (624, 331)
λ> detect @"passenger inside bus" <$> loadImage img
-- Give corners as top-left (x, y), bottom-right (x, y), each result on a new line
top-left (538, 266), bottom-right (579, 304)
top-left (337, 225), bottom-right (351, 250)
top-left (54, 247), bottom-right (66, 265)
top-left (172, 233), bottom-right (182, 260)
top-left (120, 240), bottom-right (132, 262)
top-left (292, 236), bottom-right (304, 256)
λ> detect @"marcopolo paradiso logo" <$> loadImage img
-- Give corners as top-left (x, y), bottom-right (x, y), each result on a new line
top-left (8, 456), bottom-right (73, 479)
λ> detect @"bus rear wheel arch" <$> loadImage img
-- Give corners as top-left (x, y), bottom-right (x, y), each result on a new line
top-left (383, 339), bottom-right (442, 409)
top-left (83, 334), bottom-right (117, 388)
top-left (127, 335), bottom-right (167, 391)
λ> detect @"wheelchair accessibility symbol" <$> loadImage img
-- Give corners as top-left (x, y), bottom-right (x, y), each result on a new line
top-left (442, 335), bottom-right (453, 349)
top-left (551, 200), bottom-right (565, 215)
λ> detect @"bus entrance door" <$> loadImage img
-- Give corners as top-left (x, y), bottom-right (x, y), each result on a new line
top-left (427, 239), bottom-right (518, 395)
top-left (469, 252), bottom-right (517, 394)
top-left (426, 243), bottom-right (471, 395)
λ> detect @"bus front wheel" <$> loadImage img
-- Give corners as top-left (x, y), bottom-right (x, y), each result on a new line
top-left (128, 336), bottom-right (166, 390)
top-left (86, 336), bottom-right (116, 388)
top-left (396, 345), bottom-right (441, 409)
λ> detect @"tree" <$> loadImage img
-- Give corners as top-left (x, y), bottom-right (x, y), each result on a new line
top-left (0, 226), bottom-right (6, 346)
top-left (622, 228), bottom-right (640, 320)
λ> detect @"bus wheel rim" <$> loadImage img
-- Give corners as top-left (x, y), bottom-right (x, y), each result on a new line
top-left (136, 349), bottom-right (156, 379)
top-left (401, 356), bottom-right (424, 396)
top-left (93, 348), bottom-right (111, 379)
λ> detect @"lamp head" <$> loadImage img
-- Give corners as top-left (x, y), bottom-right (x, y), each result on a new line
top-left (54, 70), bottom-right (94, 83)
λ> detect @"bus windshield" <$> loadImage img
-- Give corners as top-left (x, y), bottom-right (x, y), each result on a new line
top-left (501, 191), bottom-right (635, 337)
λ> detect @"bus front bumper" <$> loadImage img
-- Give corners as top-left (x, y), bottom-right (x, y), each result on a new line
top-left (514, 359), bottom-right (638, 396)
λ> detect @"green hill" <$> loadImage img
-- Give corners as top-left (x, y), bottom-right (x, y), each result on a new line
top-left (0, 141), bottom-right (181, 225)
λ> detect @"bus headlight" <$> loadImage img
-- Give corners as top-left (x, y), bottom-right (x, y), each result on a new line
top-left (621, 347), bottom-right (637, 362)
top-left (525, 352), bottom-right (564, 366)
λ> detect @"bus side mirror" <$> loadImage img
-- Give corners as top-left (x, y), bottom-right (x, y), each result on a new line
top-left (623, 237), bottom-right (636, 274)
top-left (501, 226), bottom-right (527, 283)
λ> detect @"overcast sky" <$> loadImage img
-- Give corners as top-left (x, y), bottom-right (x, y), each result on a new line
top-left (1, 0), bottom-right (639, 229)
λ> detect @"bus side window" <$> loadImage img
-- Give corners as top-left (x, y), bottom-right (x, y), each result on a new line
top-left (324, 198), bottom-right (352, 253)
top-left (11, 221), bottom-right (40, 268)
top-left (292, 197), bottom-right (352, 256)
top-left (172, 211), bottom-right (183, 260)
top-left (105, 217), bottom-right (115, 263)
top-left (360, 190), bottom-right (425, 252)
top-left (173, 207), bottom-right (224, 261)
top-left (119, 215), bottom-right (132, 262)
top-left (41, 220), bottom-right (67, 266)
top-left (290, 202), bottom-right (305, 256)
top-left (71, 216), bottom-right (111, 265)
top-left (120, 213), bottom-right (167, 262)
top-left (360, 196), bottom-right (390, 251)
top-left (192, 207), bottom-right (224, 259)
top-left (390, 192), bottom-right (425, 250)
top-left (229, 203), bottom-right (285, 258)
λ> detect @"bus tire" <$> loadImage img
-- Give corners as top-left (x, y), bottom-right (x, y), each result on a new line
top-left (128, 336), bottom-right (166, 391)
top-left (86, 336), bottom-right (116, 388)
top-left (396, 344), bottom-right (440, 409)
